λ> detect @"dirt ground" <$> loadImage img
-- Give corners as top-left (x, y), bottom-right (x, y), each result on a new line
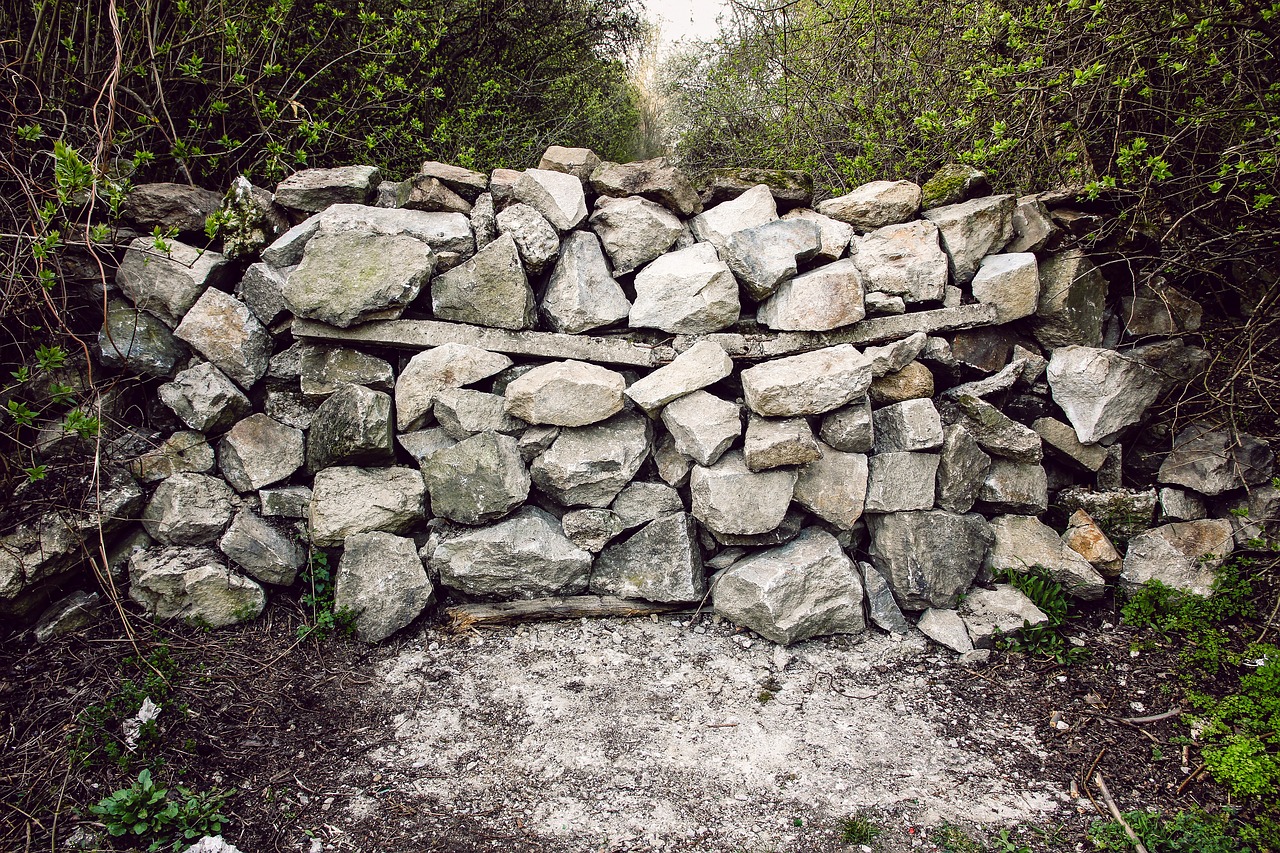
top-left (0, 595), bottom-right (1242, 853)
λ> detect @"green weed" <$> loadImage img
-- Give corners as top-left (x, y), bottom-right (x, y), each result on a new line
top-left (837, 814), bottom-right (880, 844)
top-left (1088, 807), bottom-right (1249, 852)
top-left (996, 565), bottom-right (1088, 665)
top-left (90, 768), bottom-right (230, 852)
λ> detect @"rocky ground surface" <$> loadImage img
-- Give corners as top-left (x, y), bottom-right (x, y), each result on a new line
top-left (0, 595), bottom-right (1219, 853)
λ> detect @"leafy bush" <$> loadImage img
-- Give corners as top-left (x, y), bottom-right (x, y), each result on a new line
top-left (997, 565), bottom-right (1087, 664)
top-left (90, 769), bottom-right (230, 852)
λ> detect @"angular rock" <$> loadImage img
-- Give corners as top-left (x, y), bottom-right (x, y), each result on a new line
top-left (336, 531), bottom-right (434, 643)
top-left (142, 473), bottom-right (234, 545)
top-left (415, 161), bottom-right (489, 202)
top-left (284, 229), bottom-right (433, 328)
top-left (405, 177), bottom-right (472, 214)
top-left (514, 168), bottom-right (588, 232)
top-left (858, 560), bottom-right (910, 634)
top-left (115, 237), bottom-right (230, 328)
top-left (744, 415), bottom-right (822, 471)
top-left (172, 289), bottom-right (271, 391)
top-left (850, 220), bottom-right (948, 303)
top-left (916, 608), bottom-right (974, 654)
top-left (920, 164), bottom-right (989, 210)
top-left (130, 431), bottom-right (215, 483)
top-left (129, 546), bottom-right (264, 628)
top-left (865, 292), bottom-right (906, 315)
top-left (1007, 196), bottom-right (1058, 253)
top-left (561, 509), bottom-right (625, 553)
top-left (538, 146), bottom-right (602, 182)
top-left (123, 182), bottom-right (224, 233)
top-left (431, 231), bottom-right (537, 330)
top-left (274, 165), bottom-right (379, 212)
top-left (1121, 520), bottom-right (1235, 596)
top-left (794, 445), bottom-right (868, 529)
top-left (470, 192), bottom-right (497, 250)
top-left (661, 391), bottom-right (741, 466)
top-left (588, 195), bottom-right (683, 275)
top-left (1046, 346), bottom-right (1161, 445)
top-left (864, 452), bottom-right (940, 513)
top-left (489, 168), bottom-right (521, 208)
top-left (713, 528), bottom-right (865, 645)
top-left (263, 389), bottom-right (315, 431)
top-left (218, 509), bottom-right (305, 586)
top-left (299, 346), bottom-right (394, 397)
top-left (1127, 339), bottom-right (1211, 397)
top-left (920, 195), bottom-right (1015, 286)
top-left (433, 506), bottom-right (592, 598)
top-left (938, 394), bottom-right (1043, 462)
top-left (530, 410), bottom-right (650, 507)
top-left (630, 242), bottom-right (740, 334)
top-left (654, 433), bottom-right (694, 487)
top-left (869, 360), bottom-right (935, 405)
top-left (1159, 487), bottom-right (1207, 522)
top-left (741, 345), bottom-right (872, 416)
top-left (979, 461), bottom-right (1048, 514)
top-left (781, 208), bottom-right (854, 261)
top-left (1062, 509), bottom-right (1123, 577)
top-left (517, 425), bottom-right (559, 463)
top-left (984, 515), bottom-right (1106, 600)
top-left (309, 466), bottom-right (425, 547)
top-left (1224, 486), bottom-right (1280, 546)
top-left (872, 399), bottom-right (943, 453)
top-left (504, 360), bottom-right (625, 427)
top-left (1058, 487), bottom-right (1158, 544)
top-left (1033, 417), bottom-right (1108, 471)
top-left (1157, 422), bottom-right (1273, 496)
top-left (863, 331), bottom-right (930, 377)
top-left (816, 181), bottom-right (921, 231)
top-left (1122, 281), bottom-right (1203, 337)
top-left (610, 482), bottom-right (685, 530)
top-left (307, 204), bottom-right (474, 257)
top-left (971, 253), bottom-right (1039, 323)
top-left (936, 423), bottom-right (991, 514)
top-left (433, 388), bottom-right (526, 439)
top-left (690, 184), bottom-right (778, 252)
top-left (958, 585), bottom-right (1048, 648)
top-left (421, 433), bottom-right (529, 525)
top-left (218, 414), bottom-right (304, 491)
top-left (234, 262), bottom-right (289, 326)
top-left (34, 590), bottom-right (100, 643)
top-left (690, 451), bottom-right (796, 536)
top-left (100, 304), bottom-right (186, 377)
top-left (398, 428), bottom-right (458, 468)
top-left (494, 202), bottom-right (560, 275)
top-left (724, 218), bottom-right (822, 301)
top-left (868, 510), bottom-right (993, 609)
top-left (590, 158), bottom-right (702, 217)
top-left (541, 231), bottom-right (630, 334)
top-left (819, 400), bottom-right (873, 453)
top-left (395, 343), bottom-right (513, 432)
top-left (951, 327), bottom-right (1016, 374)
top-left (624, 339), bottom-right (733, 416)
top-left (700, 168), bottom-right (813, 211)
top-left (591, 512), bottom-right (705, 602)
top-left (1033, 250), bottom-right (1108, 348)
top-left (259, 485), bottom-right (311, 519)
top-left (757, 258), bottom-right (865, 331)
top-left (306, 384), bottom-right (393, 472)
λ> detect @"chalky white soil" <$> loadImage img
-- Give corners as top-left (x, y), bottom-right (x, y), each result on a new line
top-left (344, 616), bottom-right (1067, 851)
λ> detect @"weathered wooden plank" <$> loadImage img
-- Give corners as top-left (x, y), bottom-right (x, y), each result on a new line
top-left (446, 596), bottom-right (687, 631)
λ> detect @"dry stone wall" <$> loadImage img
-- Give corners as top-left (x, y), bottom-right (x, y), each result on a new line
top-left (9, 148), bottom-right (1276, 652)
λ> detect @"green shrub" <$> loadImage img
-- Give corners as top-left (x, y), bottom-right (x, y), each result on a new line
top-left (1088, 807), bottom-right (1250, 852)
top-left (90, 769), bottom-right (230, 852)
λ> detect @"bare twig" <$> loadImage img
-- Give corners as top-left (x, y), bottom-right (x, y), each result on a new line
top-left (1094, 772), bottom-right (1150, 853)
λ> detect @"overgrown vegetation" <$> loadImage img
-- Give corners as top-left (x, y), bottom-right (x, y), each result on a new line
top-left (997, 565), bottom-right (1089, 665)
top-left (89, 768), bottom-right (230, 852)
top-left (296, 549), bottom-right (354, 640)
top-left (1089, 807), bottom-right (1252, 852)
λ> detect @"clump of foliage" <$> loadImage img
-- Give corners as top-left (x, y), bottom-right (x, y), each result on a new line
top-left (90, 769), bottom-right (230, 852)
top-left (996, 565), bottom-right (1087, 664)
top-left (837, 813), bottom-right (880, 844)
top-left (1088, 807), bottom-right (1251, 852)
top-left (297, 549), bottom-right (355, 640)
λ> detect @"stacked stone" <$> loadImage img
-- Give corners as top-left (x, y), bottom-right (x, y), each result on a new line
top-left (18, 148), bottom-right (1260, 650)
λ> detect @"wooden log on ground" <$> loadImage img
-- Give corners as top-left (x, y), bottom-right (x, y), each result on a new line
top-left (446, 595), bottom-right (688, 631)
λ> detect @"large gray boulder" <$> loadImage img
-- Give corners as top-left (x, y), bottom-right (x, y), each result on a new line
top-left (129, 546), bottom-right (265, 628)
top-left (115, 237), bottom-right (230, 328)
top-left (661, 391), bottom-right (741, 466)
top-left (920, 194), bottom-right (1015, 286)
top-left (1157, 422), bottom-right (1274, 496)
top-left (234, 262), bottom-right (289, 326)
top-left (864, 452), bottom-right (940, 513)
top-left (1122, 281), bottom-right (1203, 337)
top-left (819, 399), bottom-right (874, 453)
top-left (689, 184), bottom-right (778, 252)
top-left (503, 360), bottom-right (626, 427)
top-left (971, 252), bottom-right (1039, 323)
top-left (690, 451), bottom-right (796, 536)
top-left (415, 161), bottom-right (489, 201)
top-left (588, 195), bottom-right (684, 275)
top-left (816, 180), bottom-right (921, 231)
top-left (158, 363), bottom-right (251, 435)
top-left (1046, 346), bottom-right (1162, 445)
top-left (100, 304), bottom-right (186, 377)
top-left (610, 482), bottom-right (685, 530)
top-left (433, 389), bottom-right (526, 439)
top-left (938, 394), bottom-right (1043, 462)
top-left (421, 433), bottom-right (530, 525)
top-left (309, 466), bottom-right (425, 547)
top-left (538, 145), bottom-right (602, 181)
top-left (713, 528), bottom-right (865, 645)
top-left (984, 515), bottom-right (1106, 600)
top-left (433, 506), bottom-right (593, 598)
top-left (514, 168), bottom-right (588, 232)
top-left (1121, 520), bottom-right (1235, 596)
top-left (218, 414), bottom-right (304, 491)
top-left (624, 340), bottom-right (733, 417)
top-left (724, 218), bottom-right (822, 300)
top-left (284, 228), bottom-right (433, 327)
top-left (141, 473), bottom-right (234, 545)
top-left (305, 383), bottom-right (394, 472)
top-left (218, 510), bottom-right (305, 586)
top-left (394, 343), bottom-right (513, 432)
top-left (935, 423), bottom-right (991, 514)
top-left (793, 445), bottom-right (868, 530)
top-left (274, 165), bottom-right (379, 212)
top-left (591, 512), bottom-right (705, 602)
top-left (122, 182), bottom-right (224, 233)
top-left (530, 410), bottom-right (651, 507)
top-left (298, 204), bottom-right (474, 260)
top-left (872, 399), bottom-right (943, 453)
top-left (299, 346), bottom-right (394, 397)
top-left (630, 242), bottom-right (740, 334)
top-left (867, 510), bottom-right (993, 609)
top-left (431, 232), bottom-right (537, 330)
top-left (756, 258), bottom-right (866, 331)
top-left (495, 203), bottom-right (560, 274)
top-left (850, 221), bottom-right (948, 303)
top-left (541, 232), bottom-right (631, 334)
top-left (744, 415), bottom-right (823, 471)
top-left (1033, 250), bottom-right (1108, 348)
top-left (173, 289), bottom-right (272, 391)
top-left (336, 531), bottom-right (435, 643)
top-left (1007, 196), bottom-right (1058, 253)
top-left (590, 157), bottom-right (702, 217)
top-left (741, 345), bottom-right (873, 417)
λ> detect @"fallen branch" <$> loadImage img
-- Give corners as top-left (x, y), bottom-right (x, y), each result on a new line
top-left (1093, 771), bottom-right (1150, 853)
top-left (445, 596), bottom-right (687, 631)
top-left (1121, 707), bottom-right (1182, 725)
